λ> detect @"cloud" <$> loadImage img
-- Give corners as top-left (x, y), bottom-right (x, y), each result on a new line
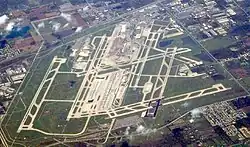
top-left (38, 22), bottom-right (45, 28)
top-left (63, 23), bottom-right (69, 28)
top-left (82, 6), bottom-right (89, 11)
top-left (61, 13), bottom-right (72, 22)
top-left (5, 22), bottom-right (15, 31)
top-left (189, 108), bottom-right (202, 123)
top-left (75, 27), bottom-right (82, 33)
top-left (124, 127), bottom-right (130, 135)
top-left (136, 125), bottom-right (157, 135)
top-left (16, 27), bottom-right (22, 31)
top-left (0, 15), bottom-right (9, 25)
top-left (181, 102), bottom-right (189, 107)
top-left (136, 125), bottom-right (145, 133)
top-left (189, 118), bottom-right (194, 123)
top-left (16, 18), bottom-right (23, 22)
top-left (190, 108), bottom-right (202, 118)
top-left (52, 22), bottom-right (61, 31)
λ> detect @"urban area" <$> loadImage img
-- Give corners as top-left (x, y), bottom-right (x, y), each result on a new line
top-left (0, 0), bottom-right (249, 146)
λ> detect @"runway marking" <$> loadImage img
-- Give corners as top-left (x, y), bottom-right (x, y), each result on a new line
top-left (17, 57), bottom-right (66, 133)
top-left (11, 21), bottom-right (232, 140)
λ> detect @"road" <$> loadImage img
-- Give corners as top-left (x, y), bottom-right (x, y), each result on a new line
top-left (0, 0), bottom-right (239, 146)
top-left (161, 5), bottom-right (250, 96)
top-left (0, 0), bottom-right (171, 145)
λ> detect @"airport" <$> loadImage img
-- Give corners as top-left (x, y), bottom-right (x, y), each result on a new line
top-left (0, 1), bottom-right (248, 146)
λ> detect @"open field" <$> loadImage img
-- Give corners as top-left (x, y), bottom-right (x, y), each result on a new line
top-left (157, 34), bottom-right (203, 55)
top-left (45, 74), bottom-right (82, 100)
top-left (201, 36), bottom-right (238, 51)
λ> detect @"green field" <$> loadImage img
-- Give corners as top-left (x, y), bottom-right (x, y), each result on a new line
top-left (164, 76), bottom-right (215, 97)
top-left (46, 73), bottom-right (82, 100)
top-left (201, 36), bottom-right (238, 51)
top-left (0, 19), bottom-right (127, 146)
top-left (142, 58), bottom-right (163, 75)
top-left (122, 88), bottom-right (144, 105)
top-left (0, 44), bottom-right (83, 145)
top-left (157, 34), bottom-right (203, 55)
top-left (33, 102), bottom-right (73, 133)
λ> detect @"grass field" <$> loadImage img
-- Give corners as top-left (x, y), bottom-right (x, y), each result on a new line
top-left (32, 101), bottom-right (90, 134)
top-left (0, 44), bottom-right (80, 145)
top-left (0, 19), bottom-right (126, 145)
top-left (142, 58), bottom-right (163, 75)
top-left (201, 36), bottom-right (238, 51)
top-left (122, 88), bottom-right (144, 105)
top-left (46, 73), bottom-right (82, 100)
top-left (156, 34), bottom-right (202, 55)
top-left (33, 102), bottom-right (73, 133)
top-left (163, 76), bottom-right (215, 97)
